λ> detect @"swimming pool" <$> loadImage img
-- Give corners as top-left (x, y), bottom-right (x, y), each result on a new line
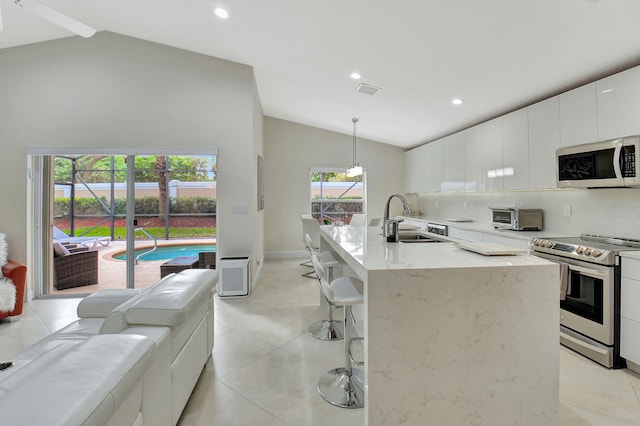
top-left (113, 244), bottom-right (216, 261)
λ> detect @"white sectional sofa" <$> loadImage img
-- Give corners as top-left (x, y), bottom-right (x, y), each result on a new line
top-left (0, 268), bottom-right (218, 426)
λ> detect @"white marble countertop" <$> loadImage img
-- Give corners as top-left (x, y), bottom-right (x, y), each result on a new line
top-left (320, 225), bottom-right (552, 278)
top-left (620, 251), bottom-right (640, 260)
top-left (319, 224), bottom-right (559, 426)
top-left (398, 215), bottom-right (571, 240)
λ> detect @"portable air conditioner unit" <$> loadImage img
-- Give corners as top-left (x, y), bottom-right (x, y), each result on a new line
top-left (218, 257), bottom-right (250, 297)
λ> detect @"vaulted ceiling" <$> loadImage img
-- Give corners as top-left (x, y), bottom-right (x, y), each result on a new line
top-left (2, 0), bottom-right (640, 148)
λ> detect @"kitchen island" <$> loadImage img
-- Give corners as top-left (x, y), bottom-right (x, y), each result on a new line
top-left (319, 225), bottom-right (559, 426)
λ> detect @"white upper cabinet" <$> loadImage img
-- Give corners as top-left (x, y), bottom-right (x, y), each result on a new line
top-left (442, 133), bottom-right (465, 192)
top-left (597, 66), bottom-right (640, 141)
top-left (502, 108), bottom-right (529, 190)
top-left (528, 97), bottom-right (561, 189)
top-left (424, 139), bottom-right (443, 192)
top-left (464, 126), bottom-right (483, 192)
top-left (404, 139), bottom-right (443, 193)
top-left (405, 144), bottom-right (429, 193)
top-left (403, 65), bottom-right (640, 194)
top-left (481, 118), bottom-right (503, 191)
top-left (559, 83), bottom-right (598, 147)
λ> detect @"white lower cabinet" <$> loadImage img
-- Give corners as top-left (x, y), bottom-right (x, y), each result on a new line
top-left (620, 253), bottom-right (640, 369)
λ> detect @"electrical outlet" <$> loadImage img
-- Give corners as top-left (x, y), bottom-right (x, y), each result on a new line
top-left (563, 204), bottom-right (571, 217)
top-left (463, 201), bottom-right (468, 210)
top-left (435, 200), bottom-right (439, 209)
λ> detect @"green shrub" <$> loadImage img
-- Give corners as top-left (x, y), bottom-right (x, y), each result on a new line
top-left (55, 196), bottom-right (217, 216)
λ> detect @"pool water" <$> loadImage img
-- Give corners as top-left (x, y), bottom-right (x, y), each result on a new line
top-left (113, 244), bottom-right (216, 261)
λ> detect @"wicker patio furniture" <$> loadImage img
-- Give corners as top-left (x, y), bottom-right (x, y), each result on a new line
top-left (53, 245), bottom-right (98, 290)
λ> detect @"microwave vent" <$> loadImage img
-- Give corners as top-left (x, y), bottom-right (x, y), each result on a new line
top-left (355, 83), bottom-right (382, 96)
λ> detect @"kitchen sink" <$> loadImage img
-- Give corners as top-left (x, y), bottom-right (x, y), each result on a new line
top-left (398, 234), bottom-right (443, 243)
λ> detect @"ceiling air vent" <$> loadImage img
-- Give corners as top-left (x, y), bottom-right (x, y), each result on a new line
top-left (355, 83), bottom-right (381, 96)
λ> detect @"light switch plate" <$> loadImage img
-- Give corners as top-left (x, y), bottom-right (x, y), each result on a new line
top-left (232, 203), bottom-right (249, 214)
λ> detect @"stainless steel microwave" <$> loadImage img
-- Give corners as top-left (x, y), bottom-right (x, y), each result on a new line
top-left (489, 207), bottom-right (543, 231)
top-left (557, 136), bottom-right (640, 188)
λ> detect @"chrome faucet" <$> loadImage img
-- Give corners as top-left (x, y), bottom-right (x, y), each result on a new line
top-left (383, 194), bottom-right (415, 241)
top-left (383, 193), bottom-right (415, 223)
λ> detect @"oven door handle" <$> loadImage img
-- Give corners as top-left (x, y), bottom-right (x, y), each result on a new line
top-left (567, 264), bottom-right (609, 280)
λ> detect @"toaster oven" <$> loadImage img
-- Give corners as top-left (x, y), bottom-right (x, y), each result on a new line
top-left (490, 207), bottom-right (543, 231)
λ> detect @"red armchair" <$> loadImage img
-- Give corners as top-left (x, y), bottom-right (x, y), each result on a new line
top-left (0, 260), bottom-right (27, 321)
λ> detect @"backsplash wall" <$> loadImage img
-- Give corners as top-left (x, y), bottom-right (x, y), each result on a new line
top-left (416, 189), bottom-right (640, 239)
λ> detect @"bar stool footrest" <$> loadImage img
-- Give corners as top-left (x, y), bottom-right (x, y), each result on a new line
top-left (308, 320), bottom-right (344, 341)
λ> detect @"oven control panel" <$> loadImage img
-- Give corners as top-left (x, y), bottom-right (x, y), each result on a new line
top-left (531, 239), bottom-right (608, 263)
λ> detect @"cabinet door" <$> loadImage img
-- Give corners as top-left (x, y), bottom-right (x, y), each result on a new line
top-left (528, 97), bottom-right (561, 189)
top-left (424, 139), bottom-right (443, 192)
top-left (442, 133), bottom-right (465, 192)
top-left (464, 126), bottom-right (482, 192)
top-left (621, 258), bottom-right (640, 365)
top-left (621, 318), bottom-right (640, 365)
top-left (559, 83), bottom-right (598, 147)
top-left (481, 118), bottom-right (503, 191)
top-left (405, 144), bottom-right (430, 193)
top-left (502, 108), bottom-right (529, 190)
top-left (597, 66), bottom-right (640, 140)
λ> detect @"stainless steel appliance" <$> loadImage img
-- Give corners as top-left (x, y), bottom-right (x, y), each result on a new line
top-left (531, 234), bottom-right (640, 368)
top-left (489, 207), bottom-right (543, 231)
top-left (556, 136), bottom-right (640, 188)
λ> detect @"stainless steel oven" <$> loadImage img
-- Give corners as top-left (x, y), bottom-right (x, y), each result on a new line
top-left (531, 234), bottom-right (640, 368)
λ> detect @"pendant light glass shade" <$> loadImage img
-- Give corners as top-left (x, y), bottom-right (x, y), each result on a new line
top-left (346, 117), bottom-right (363, 177)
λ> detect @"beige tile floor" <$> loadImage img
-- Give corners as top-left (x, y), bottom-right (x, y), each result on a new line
top-left (2, 258), bottom-right (640, 425)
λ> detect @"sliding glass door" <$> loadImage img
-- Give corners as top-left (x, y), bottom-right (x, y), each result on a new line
top-left (30, 152), bottom-right (217, 298)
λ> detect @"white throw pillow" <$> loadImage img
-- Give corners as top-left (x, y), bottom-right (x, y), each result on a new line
top-left (0, 233), bottom-right (7, 278)
top-left (53, 242), bottom-right (71, 257)
top-left (0, 277), bottom-right (16, 313)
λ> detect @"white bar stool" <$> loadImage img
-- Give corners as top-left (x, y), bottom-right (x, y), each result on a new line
top-left (312, 254), bottom-right (365, 409)
top-left (307, 237), bottom-right (344, 341)
top-left (300, 214), bottom-right (320, 278)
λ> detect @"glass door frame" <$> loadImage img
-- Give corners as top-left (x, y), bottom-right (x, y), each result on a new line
top-left (27, 147), bottom-right (218, 298)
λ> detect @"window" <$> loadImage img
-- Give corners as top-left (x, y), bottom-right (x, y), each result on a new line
top-left (310, 169), bottom-right (364, 224)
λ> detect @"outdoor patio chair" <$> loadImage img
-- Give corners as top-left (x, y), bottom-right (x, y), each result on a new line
top-left (53, 243), bottom-right (98, 290)
top-left (54, 226), bottom-right (111, 249)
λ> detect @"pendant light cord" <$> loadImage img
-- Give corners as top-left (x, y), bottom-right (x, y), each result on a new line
top-left (352, 117), bottom-right (359, 167)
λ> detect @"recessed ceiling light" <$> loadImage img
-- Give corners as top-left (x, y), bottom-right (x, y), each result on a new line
top-left (214, 7), bottom-right (229, 19)
top-left (451, 98), bottom-right (463, 105)
top-left (350, 72), bottom-right (361, 80)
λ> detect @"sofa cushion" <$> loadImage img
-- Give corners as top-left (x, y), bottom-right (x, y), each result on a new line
top-left (0, 334), bottom-right (154, 426)
top-left (53, 241), bottom-right (71, 257)
top-left (77, 289), bottom-right (144, 319)
top-left (100, 292), bottom-right (147, 334)
top-left (125, 269), bottom-right (217, 327)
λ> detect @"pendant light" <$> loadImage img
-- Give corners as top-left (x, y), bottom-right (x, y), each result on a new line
top-left (346, 117), bottom-right (363, 177)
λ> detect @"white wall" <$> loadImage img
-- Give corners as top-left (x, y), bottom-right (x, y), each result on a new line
top-left (415, 190), bottom-right (640, 240)
top-left (0, 32), bottom-right (263, 284)
top-left (263, 117), bottom-right (405, 255)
